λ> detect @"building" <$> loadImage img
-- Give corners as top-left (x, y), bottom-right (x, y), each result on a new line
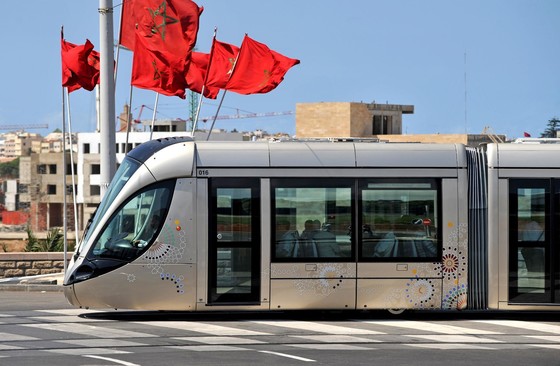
top-left (296, 102), bottom-right (413, 138)
top-left (18, 152), bottom-right (76, 231)
top-left (296, 101), bottom-right (505, 146)
top-left (2, 132), bottom-right (43, 158)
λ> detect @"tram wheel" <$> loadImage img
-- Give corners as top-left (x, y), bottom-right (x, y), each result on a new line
top-left (387, 308), bottom-right (405, 315)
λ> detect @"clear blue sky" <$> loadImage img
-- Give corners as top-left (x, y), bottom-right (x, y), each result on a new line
top-left (1, 1), bottom-right (558, 138)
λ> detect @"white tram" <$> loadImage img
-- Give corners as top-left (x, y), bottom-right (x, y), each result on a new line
top-left (63, 137), bottom-right (560, 312)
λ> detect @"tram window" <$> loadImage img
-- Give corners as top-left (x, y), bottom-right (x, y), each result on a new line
top-left (360, 180), bottom-right (440, 261)
top-left (216, 188), bottom-right (252, 242)
top-left (517, 188), bottom-right (545, 242)
top-left (272, 180), bottom-right (353, 261)
top-left (88, 180), bottom-right (175, 261)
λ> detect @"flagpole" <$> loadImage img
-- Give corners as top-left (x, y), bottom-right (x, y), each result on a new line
top-left (62, 86), bottom-right (68, 275)
top-left (125, 85), bottom-right (133, 153)
top-left (191, 88), bottom-right (205, 136)
top-left (150, 93), bottom-right (160, 141)
top-left (192, 27), bottom-right (218, 137)
top-left (206, 90), bottom-right (227, 141)
top-left (205, 34), bottom-right (243, 141)
top-left (65, 92), bottom-right (80, 240)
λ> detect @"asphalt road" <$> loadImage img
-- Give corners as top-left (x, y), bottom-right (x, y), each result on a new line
top-left (1, 291), bottom-right (560, 366)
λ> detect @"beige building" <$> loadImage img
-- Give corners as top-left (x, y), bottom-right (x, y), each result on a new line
top-left (296, 102), bottom-right (413, 138)
top-left (19, 152), bottom-right (76, 231)
top-left (296, 101), bottom-right (504, 146)
top-left (2, 132), bottom-right (43, 158)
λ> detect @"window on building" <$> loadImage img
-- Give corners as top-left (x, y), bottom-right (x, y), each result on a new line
top-left (66, 184), bottom-right (78, 195)
top-left (91, 164), bottom-right (101, 174)
top-left (37, 164), bottom-right (47, 174)
top-left (83, 143), bottom-right (90, 154)
top-left (47, 185), bottom-right (57, 195)
top-left (90, 185), bottom-right (101, 196)
top-left (372, 115), bottom-right (392, 135)
top-left (49, 164), bottom-right (57, 174)
top-left (66, 164), bottom-right (77, 175)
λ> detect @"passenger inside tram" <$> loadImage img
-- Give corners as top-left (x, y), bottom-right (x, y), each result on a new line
top-left (275, 219), bottom-right (299, 257)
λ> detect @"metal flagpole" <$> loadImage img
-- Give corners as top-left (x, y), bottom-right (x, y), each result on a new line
top-left (191, 87), bottom-right (205, 136)
top-left (65, 92), bottom-right (80, 240)
top-left (191, 27), bottom-right (217, 136)
top-left (149, 93), bottom-right (159, 141)
top-left (125, 86), bottom-right (133, 153)
top-left (206, 90), bottom-right (227, 141)
top-left (62, 86), bottom-right (68, 275)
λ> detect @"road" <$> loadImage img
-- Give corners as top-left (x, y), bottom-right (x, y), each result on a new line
top-left (1, 291), bottom-right (559, 365)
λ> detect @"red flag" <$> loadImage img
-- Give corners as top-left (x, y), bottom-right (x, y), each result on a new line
top-left (118, 0), bottom-right (137, 50)
top-left (523, 132), bottom-right (531, 137)
top-left (129, 0), bottom-right (202, 98)
top-left (131, 32), bottom-right (187, 98)
top-left (186, 52), bottom-right (219, 99)
top-left (225, 35), bottom-right (299, 95)
top-left (205, 38), bottom-right (240, 89)
top-left (61, 38), bottom-right (101, 93)
top-left (131, 0), bottom-right (202, 56)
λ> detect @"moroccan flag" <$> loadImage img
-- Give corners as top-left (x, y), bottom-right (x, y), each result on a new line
top-left (61, 38), bottom-right (101, 92)
top-left (118, 0), bottom-right (136, 50)
top-left (204, 38), bottom-right (240, 89)
top-left (131, 32), bottom-right (188, 98)
top-left (133, 0), bottom-right (202, 57)
top-left (186, 52), bottom-right (219, 99)
top-left (225, 35), bottom-right (299, 95)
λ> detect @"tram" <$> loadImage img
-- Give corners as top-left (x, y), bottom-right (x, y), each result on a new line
top-left (63, 137), bottom-right (560, 312)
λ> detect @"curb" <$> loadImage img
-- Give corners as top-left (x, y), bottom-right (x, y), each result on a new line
top-left (0, 273), bottom-right (65, 292)
top-left (0, 283), bottom-right (64, 292)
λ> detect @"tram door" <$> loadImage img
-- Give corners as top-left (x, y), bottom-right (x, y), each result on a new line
top-left (208, 178), bottom-right (261, 304)
top-left (509, 179), bottom-right (560, 304)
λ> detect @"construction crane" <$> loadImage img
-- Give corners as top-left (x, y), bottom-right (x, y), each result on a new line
top-left (0, 124), bottom-right (48, 131)
top-left (197, 110), bottom-right (294, 123)
top-left (132, 104), bottom-right (294, 124)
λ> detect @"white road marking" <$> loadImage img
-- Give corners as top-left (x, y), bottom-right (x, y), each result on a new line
top-left (407, 334), bottom-right (503, 343)
top-left (139, 321), bottom-right (269, 336)
top-left (83, 354), bottom-right (140, 366)
top-left (290, 334), bottom-right (380, 343)
top-left (254, 321), bottom-right (383, 335)
top-left (474, 320), bottom-right (560, 334)
top-left (174, 336), bottom-right (266, 344)
top-left (366, 320), bottom-right (502, 334)
top-left (22, 323), bottom-right (155, 338)
top-left (259, 350), bottom-right (316, 362)
top-left (408, 343), bottom-right (495, 350)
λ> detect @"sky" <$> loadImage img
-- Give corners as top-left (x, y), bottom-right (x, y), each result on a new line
top-left (0, 0), bottom-right (558, 139)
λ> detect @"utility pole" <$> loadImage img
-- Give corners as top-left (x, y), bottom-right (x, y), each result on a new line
top-left (99, 0), bottom-right (116, 197)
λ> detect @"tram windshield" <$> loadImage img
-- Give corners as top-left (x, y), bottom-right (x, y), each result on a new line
top-left (76, 157), bottom-right (142, 256)
top-left (87, 180), bottom-right (175, 261)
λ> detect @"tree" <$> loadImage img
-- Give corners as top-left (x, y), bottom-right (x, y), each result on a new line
top-left (0, 158), bottom-right (19, 178)
top-left (24, 227), bottom-right (68, 252)
top-left (540, 117), bottom-right (560, 138)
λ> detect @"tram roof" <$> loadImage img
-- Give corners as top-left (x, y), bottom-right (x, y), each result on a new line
top-left (487, 143), bottom-right (560, 169)
top-left (194, 141), bottom-right (467, 168)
